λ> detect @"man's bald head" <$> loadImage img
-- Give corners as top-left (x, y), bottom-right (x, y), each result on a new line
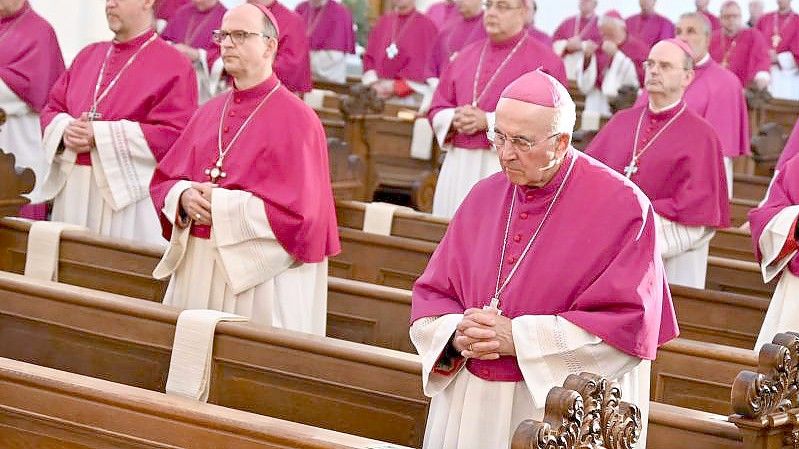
top-left (639, 0), bottom-right (656, 15)
top-left (105, 0), bottom-right (156, 41)
top-left (644, 40), bottom-right (694, 105)
top-left (720, 1), bottom-right (743, 36)
top-left (0, 0), bottom-right (24, 17)
top-left (219, 3), bottom-right (279, 86)
top-left (676, 12), bottom-right (711, 59)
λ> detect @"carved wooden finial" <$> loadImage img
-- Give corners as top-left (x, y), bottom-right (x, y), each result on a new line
top-left (0, 149), bottom-right (35, 217)
top-left (731, 332), bottom-right (799, 419)
top-left (340, 84), bottom-right (385, 118)
top-left (0, 107), bottom-right (6, 127)
top-left (512, 372), bottom-right (641, 449)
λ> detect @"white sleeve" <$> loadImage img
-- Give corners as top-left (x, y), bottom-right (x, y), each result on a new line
top-left (654, 213), bottom-right (711, 259)
top-left (601, 51), bottom-right (640, 99)
top-left (90, 119), bottom-right (156, 211)
top-left (431, 107), bottom-right (456, 149)
top-left (512, 315), bottom-right (642, 407)
top-left (152, 180), bottom-right (195, 281)
top-left (757, 205), bottom-right (799, 282)
top-left (0, 78), bottom-right (30, 115)
top-left (409, 314), bottom-right (467, 397)
top-left (34, 112), bottom-right (77, 203)
top-left (210, 187), bottom-right (295, 294)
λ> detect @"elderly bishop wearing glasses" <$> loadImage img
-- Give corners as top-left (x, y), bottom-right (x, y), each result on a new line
top-left (410, 69), bottom-right (678, 449)
top-left (586, 39), bottom-right (729, 289)
top-left (150, 3), bottom-right (339, 334)
top-left (37, 0), bottom-right (198, 245)
top-left (428, 0), bottom-right (566, 218)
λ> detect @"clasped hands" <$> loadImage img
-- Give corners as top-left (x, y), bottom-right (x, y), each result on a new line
top-left (178, 182), bottom-right (215, 227)
top-left (453, 105), bottom-right (487, 135)
top-left (63, 113), bottom-right (96, 154)
top-left (452, 308), bottom-right (516, 360)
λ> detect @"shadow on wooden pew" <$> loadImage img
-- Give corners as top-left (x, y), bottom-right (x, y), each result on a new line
top-left (749, 122), bottom-right (787, 177)
top-left (328, 137), bottom-right (365, 200)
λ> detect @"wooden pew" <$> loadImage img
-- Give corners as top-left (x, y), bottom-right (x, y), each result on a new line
top-left (731, 197), bottom-right (758, 227)
top-left (733, 173), bottom-right (770, 203)
top-left (0, 356), bottom-right (412, 449)
top-left (0, 270), bottom-right (429, 447)
top-left (0, 149), bottom-right (35, 218)
top-left (0, 271), bottom-right (758, 449)
top-left (335, 199), bottom-right (447, 243)
top-left (705, 255), bottom-right (774, 298)
top-left (328, 137), bottom-right (365, 201)
top-left (710, 227), bottom-right (755, 262)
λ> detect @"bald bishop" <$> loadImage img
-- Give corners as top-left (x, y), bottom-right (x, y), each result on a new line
top-left (150, 3), bottom-right (339, 334)
top-left (411, 70), bottom-right (678, 449)
top-left (710, 1), bottom-right (771, 89)
top-left (586, 39), bottom-right (730, 289)
top-left (38, 0), bottom-right (198, 245)
top-left (428, 0), bottom-right (566, 217)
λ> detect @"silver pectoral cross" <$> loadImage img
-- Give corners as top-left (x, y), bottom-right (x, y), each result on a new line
top-left (623, 161), bottom-right (638, 179)
top-left (385, 42), bottom-right (399, 59)
top-left (204, 159), bottom-right (227, 182)
top-left (483, 296), bottom-right (503, 315)
top-left (87, 107), bottom-right (102, 121)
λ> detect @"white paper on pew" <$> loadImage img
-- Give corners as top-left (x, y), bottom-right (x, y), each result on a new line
top-left (303, 89), bottom-right (330, 110)
top-left (410, 117), bottom-right (434, 160)
top-left (363, 202), bottom-right (413, 236)
top-left (24, 221), bottom-right (88, 281)
top-left (166, 309), bottom-right (248, 402)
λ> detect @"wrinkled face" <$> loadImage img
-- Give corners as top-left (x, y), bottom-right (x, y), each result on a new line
top-left (494, 99), bottom-right (570, 188)
top-left (456, 0), bottom-right (482, 18)
top-left (106, 0), bottom-right (152, 35)
top-left (644, 41), bottom-right (692, 97)
top-left (720, 3), bottom-right (742, 34)
top-left (0, 0), bottom-right (24, 17)
top-left (675, 15), bottom-right (709, 57)
top-left (192, 0), bottom-right (218, 10)
top-left (578, 0), bottom-right (596, 17)
top-left (483, 0), bottom-right (528, 38)
top-left (219, 4), bottom-right (277, 79)
top-left (695, 0), bottom-right (709, 10)
top-left (639, 0), bottom-right (656, 14)
top-left (391, 0), bottom-right (415, 13)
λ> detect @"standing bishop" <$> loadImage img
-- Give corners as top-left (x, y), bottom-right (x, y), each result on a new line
top-left (637, 12), bottom-right (750, 196)
top-left (626, 0), bottom-right (675, 50)
top-left (411, 69), bottom-right (678, 449)
top-left (161, 0), bottom-right (227, 103)
top-left (696, 0), bottom-right (721, 31)
top-left (710, 0), bottom-right (771, 89)
top-left (428, 0), bottom-right (485, 77)
top-left (362, 0), bottom-right (438, 103)
top-left (247, 0), bottom-right (313, 94)
top-left (295, 0), bottom-right (356, 84)
top-left (150, 3), bottom-right (339, 334)
top-left (749, 154), bottom-right (799, 350)
top-left (37, 0), bottom-right (198, 245)
top-left (551, 0), bottom-right (601, 81)
top-left (755, 0), bottom-right (799, 99)
top-left (428, 0), bottom-right (566, 217)
top-left (586, 39), bottom-right (730, 288)
top-left (155, 0), bottom-right (189, 30)
top-left (0, 0), bottom-right (65, 219)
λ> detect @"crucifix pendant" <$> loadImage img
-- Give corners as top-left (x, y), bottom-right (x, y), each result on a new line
top-left (772, 34), bottom-right (782, 48)
top-left (623, 161), bottom-right (638, 179)
top-left (204, 159), bottom-right (227, 182)
top-left (483, 296), bottom-right (503, 315)
top-left (87, 107), bottom-right (102, 121)
top-left (385, 42), bottom-right (399, 59)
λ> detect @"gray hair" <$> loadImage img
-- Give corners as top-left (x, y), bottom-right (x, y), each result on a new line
top-left (548, 76), bottom-right (577, 141)
top-left (261, 14), bottom-right (278, 39)
top-left (679, 11), bottom-right (711, 38)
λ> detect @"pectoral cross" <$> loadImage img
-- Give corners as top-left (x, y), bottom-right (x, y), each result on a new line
top-left (772, 34), bottom-right (782, 48)
top-left (483, 296), bottom-right (503, 315)
top-left (623, 161), bottom-right (638, 179)
top-left (204, 159), bottom-right (227, 182)
top-left (86, 106), bottom-right (102, 121)
top-left (385, 42), bottom-right (399, 59)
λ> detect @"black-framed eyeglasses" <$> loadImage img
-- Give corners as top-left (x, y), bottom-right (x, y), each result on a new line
top-left (212, 29), bottom-right (275, 45)
top-left (490, 131), bottom-right (560, 153)
top-left (481, 0), bottom-right (523, 12)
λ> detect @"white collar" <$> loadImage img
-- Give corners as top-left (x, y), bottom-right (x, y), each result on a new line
top-left (696, 52), bottom-right (710, 66)
top-left (648, 98), bottom-right (681, 113)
